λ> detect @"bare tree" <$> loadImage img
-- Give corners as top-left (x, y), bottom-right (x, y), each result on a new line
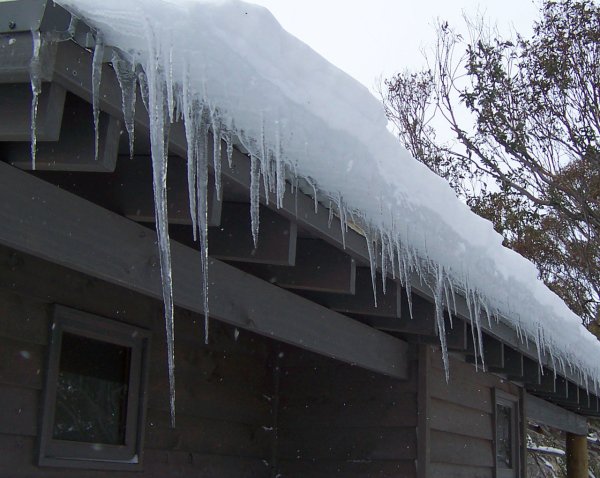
top-left (381, 0), bottom-right (599, 325)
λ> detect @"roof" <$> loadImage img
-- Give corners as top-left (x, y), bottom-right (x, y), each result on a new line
top-left (0, 0), bottom-right (599, 415)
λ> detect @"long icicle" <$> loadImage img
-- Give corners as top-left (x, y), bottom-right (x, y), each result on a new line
top-left (91, 32), bottom-right (104, 162)
top-left (365, 228), bottom-right (378, 308)
top-left (182, 63), bottom-right (198, 241)
top-left (250, 154), bottom-right (261, 247)
top-left (434, 267), bottom-right (449, 381)
top-left (144, 21), bottom-right (176, 427)
top-left (112, 50), bottom-right (138, 160)
top-left (29, 30), bottom-right (42, 170)
top-left (196, 105), bottom-right (210, 344)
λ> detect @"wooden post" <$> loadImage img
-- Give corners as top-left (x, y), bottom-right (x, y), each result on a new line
top-left (566, 432), bottom-right (588, 478)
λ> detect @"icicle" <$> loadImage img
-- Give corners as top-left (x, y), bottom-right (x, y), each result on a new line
top-left (327, 202), bottom-right (334, 228)
top-left (142, 20), bottom-right (176, 426)
top-left (195, 106), bottom-right (210, 345)
top-left (399, 249), bottom-right (413, 319)
top-left (365, 229), bottom-right (378, 308)
top-left (380, 232), bottom-right (388, 295)
top-left (112, 51), bottom-right (137, 159)
top-left (335, 195), bottom-right (347, 250)
top-left (465, 288), bottom-right (480, 370)
top-left (250, 155), bottom-right (261, 247)
top-left (387, 232), bottom-right (396, 280)
top-left (482, 303), bottom-right (493, 339)
top-left (449, 283), bottom-right (458, 320)
top-left (472, 291), bottom-right (485, 369)
top-left (307, 178), bottom-right (318, 213)
top-left (29, 30), bottom-right (42, 170)
top-left (182, 63), bottom-right (198, 241)
top-left (259, 116), bottom-right (270, 206)
top-left (210, 110), bottom-right (222, 199)
top-left (138, 69), bottom-right (150, 112)
top-left (535, 325), bottom-right (543, 370)
top-left (166, 45), bottom-right (175, 124)
top-left (434, 268), bottom-right (449, 380)
top-left (395, 240), bottom-right (404, 287)
top-left (225, 130), bottom-right (234, 168)
top-left (443, 280), bottom-right (453, 329)
top-left (91, 33), bottom-right (104, 162)
top-left (274, 122), bottom-right (285, 208)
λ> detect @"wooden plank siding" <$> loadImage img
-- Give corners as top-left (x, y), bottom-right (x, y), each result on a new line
top-left (423, 347), bottom-right (522, 477)
top-left (0, 259), bottom-right (275, 477)
top-left (275, 346), bottom-right (419, 477)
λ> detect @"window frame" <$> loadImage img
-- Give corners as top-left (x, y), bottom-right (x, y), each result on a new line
top-left (39, 305), bottom-right (150, 470)
top-left (494, 388), bottom-right (522, 478)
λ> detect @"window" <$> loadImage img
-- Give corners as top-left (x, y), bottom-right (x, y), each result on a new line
top-left (39, 306), bottom-right (150, 470)
top-left (494, 389), bottom-right (521, 478)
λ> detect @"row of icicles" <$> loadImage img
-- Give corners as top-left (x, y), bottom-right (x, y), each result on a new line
top-left (27, 29), bottom-right (597, 427)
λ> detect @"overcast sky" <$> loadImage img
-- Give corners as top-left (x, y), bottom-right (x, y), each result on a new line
top-left (248, 0), bottom-right (540, 93)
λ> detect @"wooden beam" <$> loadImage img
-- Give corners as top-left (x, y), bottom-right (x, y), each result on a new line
top-left (0, 82), bottom-right (65, 141)
top-left (566, 433), bottom-right (589, 478)
top-left (112, 155), bottom-right (221, 227)
top-left (0, 161), bottom-right (408, 378)
top-left (525, 393), bottom-right (587, 435)
top-left (6, 93), bottom-right (120, 172)
top-left (241, 238), bottom-right (356, 294)
top-left (208, 203), bottom-right (297, 266)
top-left (304, 268), bottom-right (401, 318)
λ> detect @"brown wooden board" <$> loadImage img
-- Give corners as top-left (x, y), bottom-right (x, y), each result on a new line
top-left (0, 289), bottom-right (50, 345)
top-left (0, 433), bottom-right (269, 478)
top-left (430, 430), bottom-right (494, 467)
top-left (525, 393), bottom-right (587, 435)
top-left (304, 267), bottom-right (402, 318)
top-left (428, 463), bottom-right (493, 478)
top-left (277, 426), bottom-right (417, 461)
top-left (209, 202), bottom-right (297, 265)
top-left (241, 238), bottom-right (356, 294)
top-left (145, 409), bottom-right (272, 458)
top-left (0, 336), bottom-right (45, 390)
top-left (0, 384), bottom-right (39, 437)
top-left (277, 459), bottom-right (416, 478)
top-left (429, 397), bottom-right (493, 440)
top-left (112, 154), bottom-right (222, 227)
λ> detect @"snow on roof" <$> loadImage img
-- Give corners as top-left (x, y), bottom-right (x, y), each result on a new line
top-left (54, 0), bottom-right (600, 387)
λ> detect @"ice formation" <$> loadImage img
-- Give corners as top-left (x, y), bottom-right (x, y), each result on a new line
top-left (51, 0), bottom-right (600, 423)
top-left (29, 29), bottom-right (42, 170)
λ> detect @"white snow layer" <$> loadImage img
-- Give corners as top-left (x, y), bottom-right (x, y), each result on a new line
top-left (54, 0), bottom-right (600, 394)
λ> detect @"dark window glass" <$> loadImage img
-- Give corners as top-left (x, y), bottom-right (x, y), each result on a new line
top-left (496, 403), bottom-right (513, 468)
top-left (52, 333), bottom-right (131, 445)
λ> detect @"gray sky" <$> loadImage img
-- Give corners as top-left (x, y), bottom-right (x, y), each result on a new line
top-left (249, 0), bottom-right (539, 92)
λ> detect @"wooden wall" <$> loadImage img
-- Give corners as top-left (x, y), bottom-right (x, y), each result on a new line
top-left (1, 242), bottom-right (529, 478)
top-left (274, 345), bottom-right (419, 477)
top-left (0, 246), bottom-right (275, 477)
top-left (421, 347), bottom-right (522, 478)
